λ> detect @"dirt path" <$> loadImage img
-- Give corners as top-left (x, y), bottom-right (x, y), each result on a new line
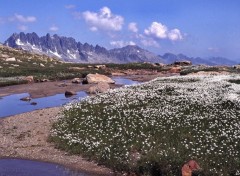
top-left (0, 107), bottom-right (114, 175)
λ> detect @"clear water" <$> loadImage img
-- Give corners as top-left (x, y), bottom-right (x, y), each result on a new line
top-left (0, 159), bottom-right (90, 176)
top-left (113, 76), bottom-right (140, 85)
top-left (0, 91), bottom-right (88, 118)
top-left (0, 77), bottom-right (140, 118)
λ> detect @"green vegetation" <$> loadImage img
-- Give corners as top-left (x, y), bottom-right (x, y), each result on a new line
top-left (0, 46), bottom-right (110, 86)
top-left (0, 46), bottom-right (167, 87)
top-left (107, 63), bottom-right (169, 72)
top-left (50, 75), bottom-right (240, 175)
top-left (180, 66), bottom-right (240, 75)
top-left (0, 77), bottom-right (28, 87)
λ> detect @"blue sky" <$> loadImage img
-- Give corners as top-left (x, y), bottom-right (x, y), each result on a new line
top-left (0, 0), bottom-right (240, 60)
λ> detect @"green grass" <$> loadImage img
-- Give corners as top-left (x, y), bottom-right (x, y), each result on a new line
top-left (0, 77), bottom-right (28, 87)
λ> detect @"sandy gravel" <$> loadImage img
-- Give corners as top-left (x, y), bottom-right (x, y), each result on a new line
top-left (0, 107), bottom-right (114, 176)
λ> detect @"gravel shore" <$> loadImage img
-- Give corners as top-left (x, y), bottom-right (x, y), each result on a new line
top-left (0, 107), bottom-right (114, 176)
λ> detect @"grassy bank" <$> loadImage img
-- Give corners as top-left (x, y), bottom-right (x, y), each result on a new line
top-left (50, 74), bottom-right (240, 175)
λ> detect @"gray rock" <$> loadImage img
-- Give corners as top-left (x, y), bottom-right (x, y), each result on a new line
top-left (88, 82), bottom-right (110, 94)
top-left (65, 91), bottom-right (77, 96)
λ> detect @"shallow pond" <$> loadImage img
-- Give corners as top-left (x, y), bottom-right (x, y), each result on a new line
top-left (0, 91), bottom-right (88, 118)
top-left (0, 77), bottom-right (140, 118)
top-left (0, 159), bottom-right (90, 176)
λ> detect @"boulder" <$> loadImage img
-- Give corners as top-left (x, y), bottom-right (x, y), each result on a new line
top-left (72, 78), bottom-right (81, 84)
top-left (182, 160), bottom-right (201, 176)
top-left (0, 54), bottom-right (9, 58)
top-left (182, 164), bottom-right (192, 176)
top-left (88, 82), bottom-right (110, 94)
top-left (40, 79), bottom-right (50, 82)
top-left (65, 90), bottom-right (77, 96)
top-left (94, 65), bottom-right (106, 69)
top-left (24, 76), bottom-right (34, 83)
top-left (30, 102), bottom-right (37, 105)
top-left (6, 57), bottom-right (16, 62)
top-left (85, 73), bottom-right (115, 84)
top-left (20, 97), bottom-right (31, 101)
top-left (188, 160), bottom-right (201, 171)
top-left (40, 63), bottom-right (45, 67)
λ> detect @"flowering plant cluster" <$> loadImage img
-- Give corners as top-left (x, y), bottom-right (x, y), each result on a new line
top-left (51, 75), bottom-right (240, 175)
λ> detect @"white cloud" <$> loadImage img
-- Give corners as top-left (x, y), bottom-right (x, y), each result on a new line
top-left (49, 25), bottom-right (59, 32)
top-left (168, 29), bottom-right (183, 41)
top-left (144, 21), bottom-right (183, 41)
top-left (82, 6), bottom-right (124, 32)
top-left (144, 22), bottom-right (168, 39)
top-left (65, 4), bottom-right (76, 9)
top-left (18, 25), bottom-right (28, 31)
top-left (90, 27), bottom-right (98, 31)
top-left (13, 14), bottom-right (36, 23)
top-left (110, 40), bottom-right (136, 48)
top-left (128, 22), bottom-right (138, 33)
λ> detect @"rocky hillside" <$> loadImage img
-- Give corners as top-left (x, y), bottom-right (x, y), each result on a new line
top-left (0, 44), bottom-right (60, 66)
top-left (4, 32), bottom-right (164, 63)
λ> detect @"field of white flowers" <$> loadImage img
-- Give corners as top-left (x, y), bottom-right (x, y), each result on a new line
top-left (51, 74), bottom-right (240, 175)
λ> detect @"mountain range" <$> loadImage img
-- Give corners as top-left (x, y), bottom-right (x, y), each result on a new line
top-left (4, 32), bottom-right (238, 65)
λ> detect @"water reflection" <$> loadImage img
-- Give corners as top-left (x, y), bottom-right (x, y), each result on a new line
top-left (0, 159), bottom-right (88, 176)
top-left (0, 91), bottom-right (87, 118)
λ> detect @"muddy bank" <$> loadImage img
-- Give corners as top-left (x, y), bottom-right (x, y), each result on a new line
top-left (0, 74), bottom-right (164, 99)
top-left (0, 107), bottom-right (113, 176)
top-left (0, 79), bottom-right (121, 99)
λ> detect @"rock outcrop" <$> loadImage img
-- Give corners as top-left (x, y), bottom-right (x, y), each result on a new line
top-left (84, 73), bottom-right (115, 84)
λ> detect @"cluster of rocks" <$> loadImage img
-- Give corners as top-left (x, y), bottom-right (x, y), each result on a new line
top-left (71, 73), bottom-right (115, 95)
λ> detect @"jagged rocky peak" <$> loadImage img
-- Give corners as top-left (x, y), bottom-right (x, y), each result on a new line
top-left (4, 32), bottom-right (163, 63)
